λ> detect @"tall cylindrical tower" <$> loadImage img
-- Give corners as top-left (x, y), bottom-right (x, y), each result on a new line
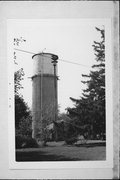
top-left (32, 53), bottom-right (58, 142)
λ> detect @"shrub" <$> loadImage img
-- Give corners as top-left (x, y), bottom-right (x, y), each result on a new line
top-left (16, 135), bottom-right (38, 149)
top-left (23, 137), bottom-right (38, 148)
top-left (15, 135), bottom-right (24, 149)
top-left (65, 136), bottom-right (77, 145)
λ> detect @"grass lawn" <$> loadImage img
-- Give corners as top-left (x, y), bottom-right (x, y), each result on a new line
top-left (16, 140), bottom-right (106, 161)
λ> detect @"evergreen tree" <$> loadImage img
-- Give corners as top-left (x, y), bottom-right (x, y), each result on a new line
top-left (67, 27), bottom-right (105, 139)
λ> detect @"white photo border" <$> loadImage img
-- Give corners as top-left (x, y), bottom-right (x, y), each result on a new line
top-left (8, 18), bottom-right (113, 170)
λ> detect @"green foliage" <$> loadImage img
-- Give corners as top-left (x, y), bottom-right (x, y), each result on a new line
top-left (14, 39), bottom-right (33, 144)
top-left (67, 27), bottom-right (105, 140)
top-left (65, 136), bottom-right (77, 145)
top-left (15, 95), bottom-right (30, 129)
top-left (14, 68), bottom-right (25, 95)
top-left (14, 68), bottom-right (31, 139)
top-left (16, 135), bottom-right (38, 149)
top-left (58, 112), bottom-right (71, 122)
top-left (57, 113), bottom-right (77, 141)
top-left (16, 115), bottom-right (32, 137)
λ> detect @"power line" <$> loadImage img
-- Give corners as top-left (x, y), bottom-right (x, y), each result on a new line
top-left (58, 59), bottom-right (90, 68)
top-left (14, 48), bottom-right (35, 55)
top-left (14, 48), bottom-right (91, 68)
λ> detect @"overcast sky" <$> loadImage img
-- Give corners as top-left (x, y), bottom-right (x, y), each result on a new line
top-left (8, 19), bottom-right (106, 113)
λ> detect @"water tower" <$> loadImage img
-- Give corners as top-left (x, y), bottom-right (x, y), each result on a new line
top-left (32, 53), bottom-right (58, 142)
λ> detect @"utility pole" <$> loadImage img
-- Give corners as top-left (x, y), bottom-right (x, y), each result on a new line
top-left (51, 55), bottom-right (58, 141)
top-left (40, 53), bottom-right (43, 141)
top-left (52, 57), bottom-right (58, 121)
